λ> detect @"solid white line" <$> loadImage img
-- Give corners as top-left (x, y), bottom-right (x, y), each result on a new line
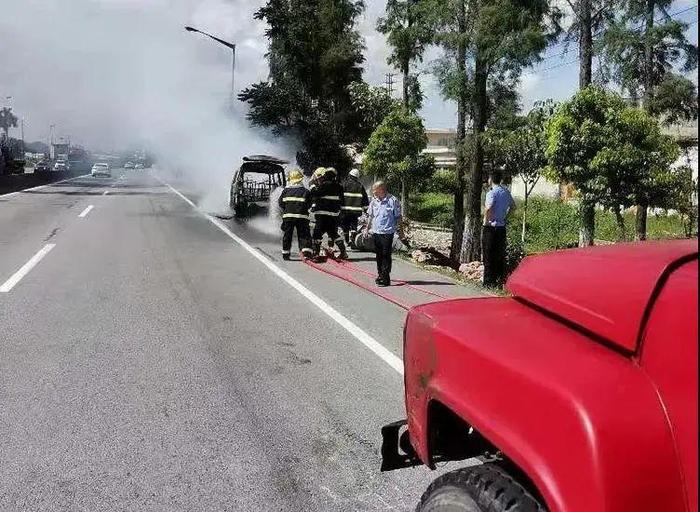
top-left (160, 179), bottom-right (404, 376)
top-left (0, 174), bottom-right (91, 198)
top-left (0, 244), bottom-right (56, 293)
top-left (78, 205), bottom-right (94, 218)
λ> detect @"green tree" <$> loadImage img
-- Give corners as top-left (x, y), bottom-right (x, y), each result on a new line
top-left (599, 0), bottom-right (698, 239)
top-left (427, 0), bottom-right (559, 263)
top-left (0, 107), bottom-right (18, 139)
top-left (239, 0), bottom-right (366, 174)
top-left (377, 0), bottom-right (433, 110)
top-left (347, 82), bottom-right (400, 143)
top-left (362, 107), bottom-right (434, 211)
top-left (546, 86), bottom-right (683, 243)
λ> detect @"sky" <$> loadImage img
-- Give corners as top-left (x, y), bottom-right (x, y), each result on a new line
top-left (1, 0), bottom-right (697, 148)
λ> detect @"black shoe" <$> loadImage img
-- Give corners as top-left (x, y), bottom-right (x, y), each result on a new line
top-left (375, 276), bottom-right (381, 284)
top-left (377, 280), bottom-right (390, 287)
top-left (282, 254), bottom-right (291, 261)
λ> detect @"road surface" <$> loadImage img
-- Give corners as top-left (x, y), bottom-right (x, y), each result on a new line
top-left (0, 171), bottom-right (483, 511)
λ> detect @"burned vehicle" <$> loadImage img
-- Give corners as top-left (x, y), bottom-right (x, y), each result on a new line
top-left (382, 240), bottom-right (698, 512)
top-left (229, 155), bottom-right (288, 218)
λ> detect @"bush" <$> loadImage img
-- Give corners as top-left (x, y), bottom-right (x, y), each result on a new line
top-left (508, 196), bottom-right (579, 253)
top-left (409, 192), bottom-right (454, 228)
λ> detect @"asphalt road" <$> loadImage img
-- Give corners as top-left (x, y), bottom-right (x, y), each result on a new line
top-left (0, 170), bottom-right (483, 511)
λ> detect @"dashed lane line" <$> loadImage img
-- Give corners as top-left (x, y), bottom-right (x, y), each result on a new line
top-left (159, 178), bottom-right (404, 376)
top-left (0, 244), bottom-right (56, 293)
top-left (78, 205), bottom-right (94, 218)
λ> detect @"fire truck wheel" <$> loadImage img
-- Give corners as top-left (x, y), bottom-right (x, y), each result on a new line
top-left (416, 463), bottom-right (545, 512)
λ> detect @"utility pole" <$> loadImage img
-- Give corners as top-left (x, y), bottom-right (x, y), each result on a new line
top-left (385, 73), bottom-right (396, 96)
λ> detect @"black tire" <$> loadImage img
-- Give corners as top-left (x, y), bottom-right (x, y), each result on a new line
top-left (417, 463), bottom-right (545, 512)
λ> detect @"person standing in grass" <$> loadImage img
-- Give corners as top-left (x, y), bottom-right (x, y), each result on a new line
top-left (482, 170), bottom-right (516, 287)
top-left (366, 181), bottom-right (402, 287)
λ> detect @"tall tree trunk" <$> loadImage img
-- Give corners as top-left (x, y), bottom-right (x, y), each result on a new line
top-left (635, 0), bottom-right (655, 241)
top-left (401, 178), bottom-right (407, 217)
top-left (579, 0), bottom-right (593, 89)
top-left (576, 0), bottom-right (595, 245)
top-left (522, 190), bottom-right (529, 244)
top-left (449, 0), bottom-right (468, 263)
top-left (579, 201), bottom-right (595, 246)
top-left (460, 53), bottom-right (488, 263)
top-left (615, 206), bottom-right (627, 241)
top-left (401, 60), bottom-right (411, 110)
top-left (636, 202), bottom-right (648, 241)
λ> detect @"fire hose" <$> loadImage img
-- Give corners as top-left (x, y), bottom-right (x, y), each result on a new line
top-left (303, 250), bottom-right (452, 311)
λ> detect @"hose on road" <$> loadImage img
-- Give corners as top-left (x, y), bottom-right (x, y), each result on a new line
top-left (303, 250), bottom-right (452, 311)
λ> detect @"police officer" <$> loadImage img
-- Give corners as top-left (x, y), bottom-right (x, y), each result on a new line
top-left (341, 168), bottom-right (369, 247)
top-left (278, 169), bottom-right (313, 261)
top-left (310, 167), bottom-right (348, 262)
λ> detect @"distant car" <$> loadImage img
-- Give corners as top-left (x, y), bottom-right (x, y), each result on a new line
top-left (35, 161), bottom-right (51, 174)
top-left (53, 161), bottom-right (70, 172)
top-left (91, 163), bottom-right (111, 177)
top-left (229, 155), bottom-right (288, 218)
top-left (124, 162), bottom-right (135, 169)
top-left (134, 163), bottom-right (144, 170)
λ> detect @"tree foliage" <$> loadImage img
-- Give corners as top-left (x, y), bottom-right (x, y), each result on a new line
top-left (600, 0), bottom-right (698, 113)
top-left (347, 82), bottom-right (399, 143)
top-left (377, 0), bottom-right (433, 110)
top-left (545, 86), bottom-right (682, 241)
top-left (239, 0), bottom-right (366, 173)
top-left (426, 0), bottom-right (560, 263)
top-left (363, 107), bottom-right (434, 206)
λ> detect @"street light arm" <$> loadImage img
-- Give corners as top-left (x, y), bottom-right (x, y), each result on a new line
top-left (184, 26), bottom-right (236, 51)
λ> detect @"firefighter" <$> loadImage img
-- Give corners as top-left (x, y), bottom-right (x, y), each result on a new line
top-left (310, 167), bottom-right (348, 262)
top-left (340, 168), bottom-right (369, 247)
top-left (278, 169), bottom-right (313, 261)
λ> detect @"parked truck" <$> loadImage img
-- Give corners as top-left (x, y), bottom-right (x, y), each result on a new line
top-left (382, 240), bottom-right (698, 512)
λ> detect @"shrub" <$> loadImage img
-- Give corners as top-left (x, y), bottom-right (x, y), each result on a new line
top-left (409, 192), bottom-right (454, 228)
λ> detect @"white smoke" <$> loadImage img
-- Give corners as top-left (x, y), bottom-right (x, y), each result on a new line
top-left (0, 0), bottom-right (297, 211)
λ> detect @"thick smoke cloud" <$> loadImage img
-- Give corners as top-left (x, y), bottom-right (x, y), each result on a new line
top-left (0, 0), bottom-right (298, 210)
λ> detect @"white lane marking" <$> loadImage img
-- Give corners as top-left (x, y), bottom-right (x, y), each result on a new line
top-left (0, 174), bottom-right (91, 198)
top-left (78, 205), bottom-right (94, 218)
top-left (0, 244), bottom-right (56, 293)
top-left (160, 179), bottom-right (404, 376)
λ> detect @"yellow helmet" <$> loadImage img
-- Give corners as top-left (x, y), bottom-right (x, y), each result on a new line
top-left (325, 167), bottom-right (337, 176)
top-left (288, 169), bottom-right (303, 184)
top-left (313, 167), bottom-right (327, 179)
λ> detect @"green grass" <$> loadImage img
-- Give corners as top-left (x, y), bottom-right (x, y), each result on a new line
top-left (408, 192), bottom-right (454, 228)
top-left (409, 192), bottom-right (695, 254)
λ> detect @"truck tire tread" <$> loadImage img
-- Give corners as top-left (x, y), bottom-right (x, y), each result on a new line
top-left (417, 463), bottom-right (545, 512)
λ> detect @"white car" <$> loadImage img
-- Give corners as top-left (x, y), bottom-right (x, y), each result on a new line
top-left (53, 161), bottom-right (70, 172)
top-left (124, 162), bottom-right (135, 169)
top-left (134, 163), bottom-right (144, 170)
top-left (91, 163), bottom-right (111, 177)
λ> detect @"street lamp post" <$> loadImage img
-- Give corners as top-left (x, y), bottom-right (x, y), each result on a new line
top-left (185, 26), bottom-right (237, 108)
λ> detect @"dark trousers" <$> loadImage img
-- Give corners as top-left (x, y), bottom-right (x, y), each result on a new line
top-left (282, 219), bottom-right (312, 256)
top-left (340, 212), bottom-right (362, 244)
top-left (373, 233), bottom-right (394, 283)
top-left (482, 226), bottom-right (507, 287)
top-left (313, 216), bottom-right (343, 247)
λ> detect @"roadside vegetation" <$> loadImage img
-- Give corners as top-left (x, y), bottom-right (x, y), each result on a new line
top-left (240, 0), bottom-right (698, 276)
